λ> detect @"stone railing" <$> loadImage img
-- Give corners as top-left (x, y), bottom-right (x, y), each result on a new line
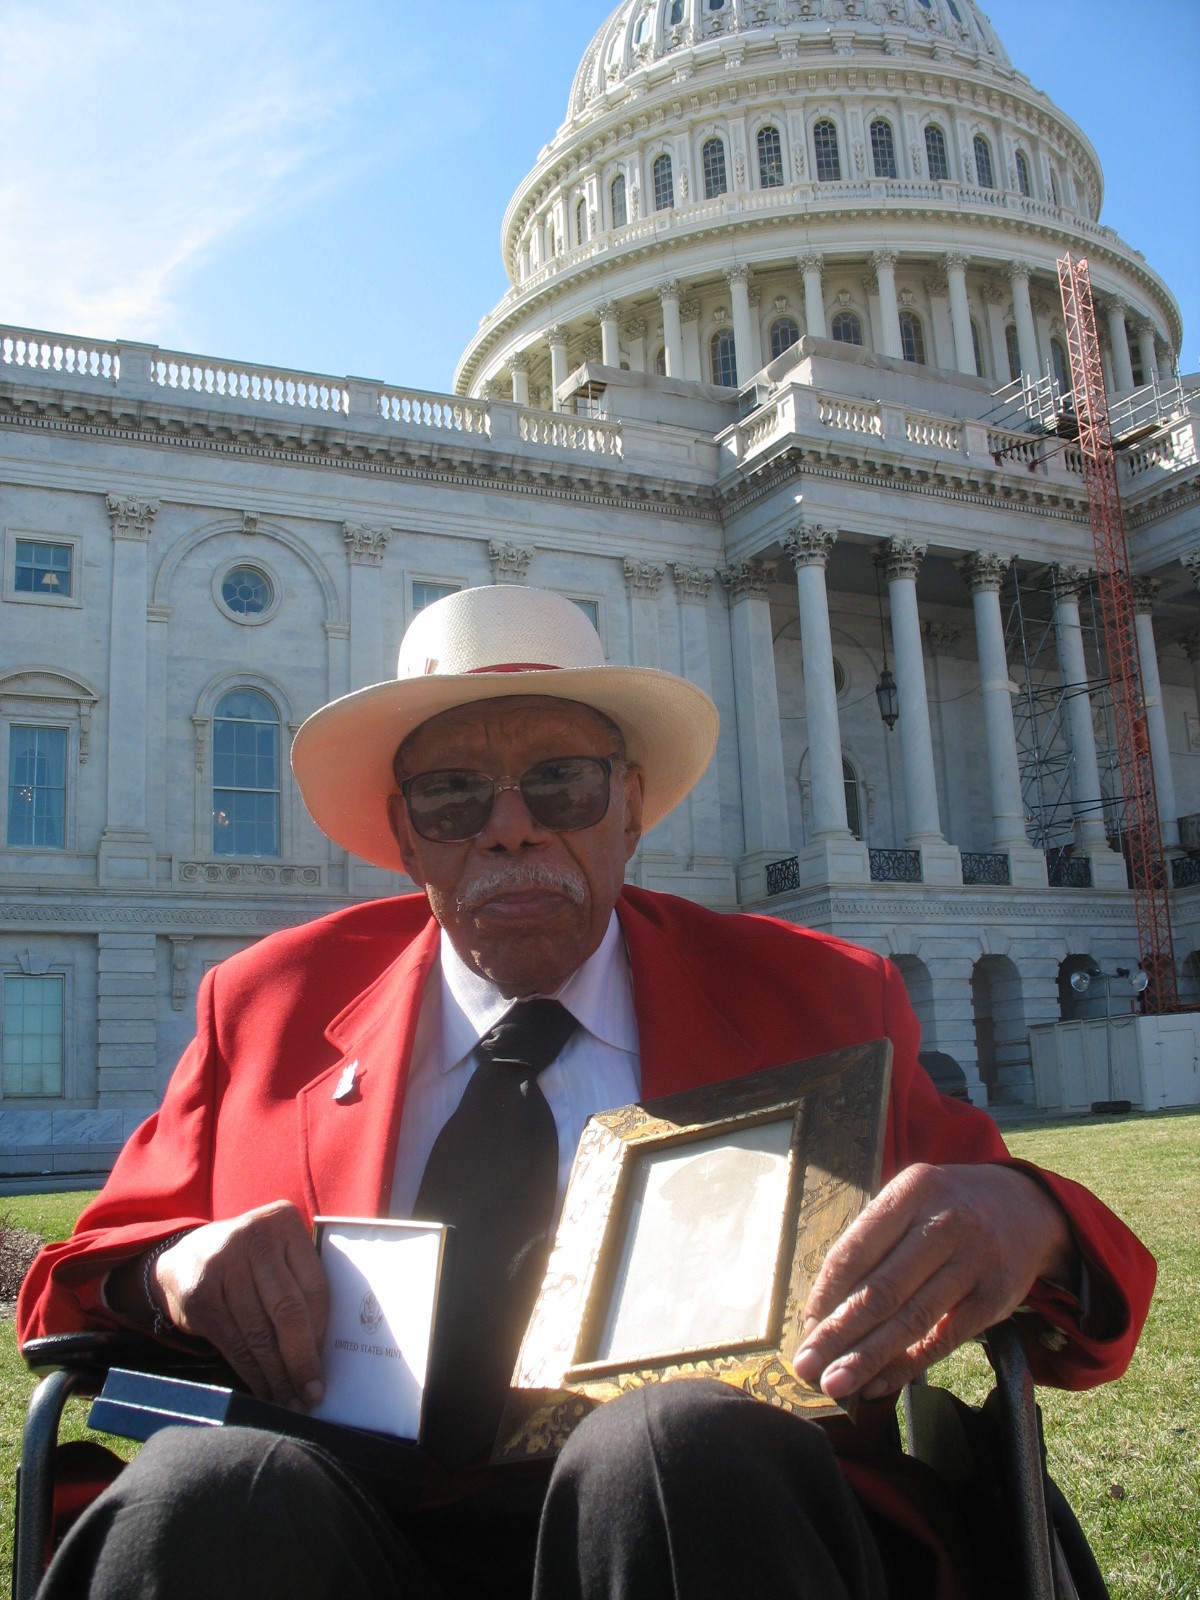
top-left (905, 413), bottom-right (963, 452)
top-left (518, 410), bottom-right (623, 456)
top-left (379, 389), bottom-right (491, 434)
top-left (1119, 420), bottom-right (1198, 484)
top-left (1, 328), bottom-right (121, 380)
top-left (817, 394), bottom-right (882, 435)
top-left (149, 352), bottom-right (350, 413)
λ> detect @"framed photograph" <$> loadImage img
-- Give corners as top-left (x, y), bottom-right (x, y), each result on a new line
top-left (494, 1039), bottom-right (891, 1463)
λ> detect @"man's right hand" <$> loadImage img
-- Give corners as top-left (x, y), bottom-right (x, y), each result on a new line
top-left (125, 1201), bottom-right (330, 1408)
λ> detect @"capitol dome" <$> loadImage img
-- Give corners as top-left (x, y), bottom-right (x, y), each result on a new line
top-left (455, 0), bottom-right (1179, 408)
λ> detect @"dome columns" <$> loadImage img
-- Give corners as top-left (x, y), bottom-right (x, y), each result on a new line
top-left (726, 266), bottom-right (756, 387)
top-left (547, 325), bottom-right (570, 410)
top-left (595, 302), bottom-right (621, 368)
top-left (943, 253), bottom-right (976, 377)
top-left (871, 251), bottom-right (904, 361)
top-left (798, 253), bottom-right (827, 341)
top-left (1008, 264), bottom-right (1040, 382)
top-left (658, 280), bottom-right (685, 379)
top-left (1103, 299), bottom-right (1136, 393)
top-left (507, 352), bottom-right (531, 408)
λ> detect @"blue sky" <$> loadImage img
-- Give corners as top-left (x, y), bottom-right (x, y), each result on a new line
top-left (1, 1), bottom-right (1196, 391)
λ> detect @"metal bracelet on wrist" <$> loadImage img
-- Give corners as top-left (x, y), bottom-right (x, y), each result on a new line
top-left (142, 1230), bottom-right (190, 1337)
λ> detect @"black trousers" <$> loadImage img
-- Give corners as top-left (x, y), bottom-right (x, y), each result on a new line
top-left (38, 1382), bottom-right (929, 1600)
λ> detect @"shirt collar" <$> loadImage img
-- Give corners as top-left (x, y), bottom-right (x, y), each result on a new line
top-left (438, 911), bottom-right (635, 1074)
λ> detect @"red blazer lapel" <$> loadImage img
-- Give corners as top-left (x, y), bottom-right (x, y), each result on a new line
top-left (618, 893), bottom-right (767, 1097)
top-left (297, 917), bottom-right (440, 1219)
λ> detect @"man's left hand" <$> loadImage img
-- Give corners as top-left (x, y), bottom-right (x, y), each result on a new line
top-left (794, 1163), bottom-right (1077, 1402)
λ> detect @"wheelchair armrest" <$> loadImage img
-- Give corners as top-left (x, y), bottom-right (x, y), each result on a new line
top-left (21, 1329), bottom-right (238, 1388)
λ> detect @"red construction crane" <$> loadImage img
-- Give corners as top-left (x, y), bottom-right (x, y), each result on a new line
top-left (1056, 253), bottom-right (1178, 1012)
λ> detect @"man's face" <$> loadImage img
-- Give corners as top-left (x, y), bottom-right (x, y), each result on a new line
top-left (386, 695), bottom-right (644, 997)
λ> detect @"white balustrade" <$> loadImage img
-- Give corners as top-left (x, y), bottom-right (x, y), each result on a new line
top-left (1, 328), bottom-right (120, 379)
top-left (817, 394), bottom-right (882, 435)
top-left (905, 414), bottom-right (962, 451)
top-left (379, 390), bottom-right (491, 434)
top-left (518, 410), bottom-right (623, 456)
top-left (150, 353), bottom-right (349, 413)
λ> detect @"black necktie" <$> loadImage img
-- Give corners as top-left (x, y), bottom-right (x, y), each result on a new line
top-left (414, 998), bottom-right (578, 1467)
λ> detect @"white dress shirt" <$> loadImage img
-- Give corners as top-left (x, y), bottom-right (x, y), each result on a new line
top-left (389, 912), bottom-right (641, 1220)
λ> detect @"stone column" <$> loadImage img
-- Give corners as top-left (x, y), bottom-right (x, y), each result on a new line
top-left (99, 494), bottom-right (160, 886)
top-left (944, 252), bottom-right (976, 376)
top-left (672, 565), bottom-right (730, 895)
top-left (799, 252), bottom-right (827, 340)
top-left (679, 297), bottom-right (702, 381)
top-left (871, 250), bottom-right (903, 359)
top-left (782, 525), bottom-right (870, 885)
top-left (726, 266), bottom-right (756, 384)
top-left (623, 558), bottom-right (664, 668)
top-left (1132, 579), bottom-right (1181, 851)
top-left (1051, 566), bottom-right (1127, 886)
top-left (1008, 263), bottom-right (1039, 379)
top-left (720, 561), bottom-right (792, 901)
top-left (507, 352), bottom-right (531, 408)
top-left (880, 539), bottom-right (961, 883)
top-left (1134, 323), bottom-right (1158, 391)
top-left (658, 280), bottom-right (684, 378)
top-left (960, 552), bottom-right (1047, 885)
top-left (596, 301), bottom-right (621, 367)
top-left (984, 284), bottom-right (1011, 381)
top-left (343, 524), bottom-right (392, 691)
top-left (1105, 299), bottom-right (1135, 393)
top-left (548, 325), bottom-right (569, 408)
top-left (97, 931), bottom-right (159, 1111)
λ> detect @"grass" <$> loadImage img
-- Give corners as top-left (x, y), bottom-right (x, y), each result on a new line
top-left (1, 1114), bottom-right (1197, 1597)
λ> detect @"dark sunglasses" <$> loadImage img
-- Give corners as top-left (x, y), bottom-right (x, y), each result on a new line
top-left (400, 755), bottom-right (620, 842)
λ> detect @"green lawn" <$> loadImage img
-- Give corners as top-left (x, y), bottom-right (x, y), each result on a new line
top-left (2, 1113), bottom-right (1197, 1597)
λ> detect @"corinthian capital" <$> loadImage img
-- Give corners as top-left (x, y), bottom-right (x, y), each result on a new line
top-left (623, 558), bottom-right (665, 599)
top-left (1050, 564), bottom-right (1092, 599)
top-left (658, 278), bottom-right (682, 303)
top-left (343, 522), bottom-right (393, 566)
top-left (672, 563), bottom-right (714, 602)
top-left (595, 300), bottom-right (620, 323)
top-left (942, 251), bottom-right (969, 275)
top-left (106, 494), bottom-right (160, 541)
top-left (959, 549), bottom-right (1010, 594)
top-left (719, 560), bottom-right (771, 601)
top-left (489, 541), bottom-right (533, 584)
top-left (1182, 548), bottom-right (1200, 590)
top-left (725, 264), bottom-right (750, 287)
top-left (782, 523), bottom-right (837, 570)
top-left (870, 249), bottom-right (898, 273)
top-left (1131, 577), bottom-right (1160, 615)
top-left (797, 250), bottom-right (824, 276)
top-left (878, 537), bottom-right (926, 582)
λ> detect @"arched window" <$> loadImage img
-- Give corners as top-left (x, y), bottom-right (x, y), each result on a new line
top-left (757, 125), bottom-right (784, 188)
top-left (212, 689), bottom-right (280, 858)
top-left (843, 758), bottom-right (863, 841)
top-left (670, 0), bottom-right (684, 21)
top-left (970, 319), bottom-right (984, 378)
top-left (1015, 150), bottom-right (1031, 197)
top-left (1128, 333), bottom-right (1145, 387)
top-left (870, 119), bottom-right (897, 179)
top-left (830, 310), bottom-right (863, 346)
top-left (1050, 337), bottom-right (1070, 395)
top-left (973, 134), bottom-right (995, 189)
top-left (702, 137), bottom-right (728, 199)
top-left (813, 120), bottom-right (841, 182)
top-left (899, 310), bottom-right (926, 365)
top-left (1005, 324), bottom-right (1021, 381)
top-left (769, 317), bottom-right (801, 360)
top-left (547, 218), bottom-right (556, 257)
top-left (1049, 168), bottom-right (1060, 207)
top-left (653, 153), bottom-right (674, 211)
top-left (924, 124), bottom-right (950, 181)
top-left (611, 173), bottom-right (627, 229)
top-left (710, 327), bottom-right (738, 387)
top-left (654, 345), bottom-right (667, 376)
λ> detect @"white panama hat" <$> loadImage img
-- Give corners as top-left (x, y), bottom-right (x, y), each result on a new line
top-left (291, 584), bottom-right (719, 871)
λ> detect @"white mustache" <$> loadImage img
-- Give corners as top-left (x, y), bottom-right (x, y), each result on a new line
top-left (457, 862), bottom-right (587, 913)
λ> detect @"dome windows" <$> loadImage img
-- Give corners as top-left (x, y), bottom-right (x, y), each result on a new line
top-left (576, 198), bottom-right (589, 246)
top-left (670, 0), bottom-right (684, 22)
top-left (1005, 324), bottom-right (1021, 381)
top-left (870, 119), bottom-right (897, 180)
top-left (710, 327), bottom-right (737, 388)
top-left (925, 124), bottom-right (950, 181)
top-left (1015, 150), bottom-right (1032, 198)
top-left (813, 120), bottom-right (841, 183)
top-left (653, 153), bottom-right (674, 211)
top-left (757, 125), bottom-right (784, 189)
top-left (769, 317), bottom-right (801, 360)
top-left (973, 134), bottom-right (995, 189)
top-left (899, 311), bottom-right (927, 366)
top-left (702, 137), bottom-right (728, 200)
top-left (611, 173), bottom-right (628, 229)
top-left (831, 311), bottom-right (863, 346)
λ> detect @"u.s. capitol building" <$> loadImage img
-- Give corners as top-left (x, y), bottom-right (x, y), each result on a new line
top-left (2, 0), bottom-right (1198, 1176)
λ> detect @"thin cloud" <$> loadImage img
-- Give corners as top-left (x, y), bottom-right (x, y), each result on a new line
top-left (0, 1), bottom-right (369, 343)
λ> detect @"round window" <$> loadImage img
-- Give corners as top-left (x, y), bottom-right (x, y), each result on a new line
top-left (221, 566), bottom-right (273, 616)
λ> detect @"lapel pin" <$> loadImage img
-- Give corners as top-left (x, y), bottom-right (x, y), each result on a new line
top-left (332, 1060), bottom-right (360, 1103)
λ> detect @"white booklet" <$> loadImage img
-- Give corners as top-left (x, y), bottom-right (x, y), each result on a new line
top-left (308, 1216), bottom-right (448, 1442)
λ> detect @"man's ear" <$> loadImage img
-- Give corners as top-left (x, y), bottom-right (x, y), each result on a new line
top-left (386, 792), bottom-right (427, 886)
top-left (621, 764), bottom-right (645, 863)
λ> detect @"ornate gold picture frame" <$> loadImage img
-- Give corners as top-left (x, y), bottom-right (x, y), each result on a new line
top-left (495, 1039), bottom-right (892, 1463)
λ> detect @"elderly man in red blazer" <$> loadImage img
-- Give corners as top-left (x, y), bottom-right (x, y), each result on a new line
top-left (20, 585), bottom-right (1153, 1600)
